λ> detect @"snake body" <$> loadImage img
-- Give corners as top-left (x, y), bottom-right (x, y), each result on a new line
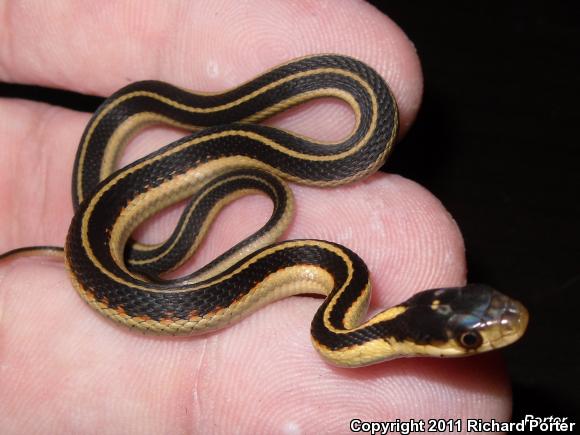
top-left (0, 55), bottom-right (528, 367)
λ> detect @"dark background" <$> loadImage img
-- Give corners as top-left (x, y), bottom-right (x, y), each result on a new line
top-left (370, 1), bottom-right (579, 420)
top-left (1, 0), bottom-right (578, 421)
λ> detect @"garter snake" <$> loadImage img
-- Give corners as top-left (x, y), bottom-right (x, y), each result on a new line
top-left (0, 54), bottom-right (528, 367)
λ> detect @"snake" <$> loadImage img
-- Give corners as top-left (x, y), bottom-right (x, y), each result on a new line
top-left (0, 54), bottom-right (528, 367)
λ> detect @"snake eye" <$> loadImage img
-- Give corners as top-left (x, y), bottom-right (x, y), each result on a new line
top-left (458, 331), bottom-right (483, 349)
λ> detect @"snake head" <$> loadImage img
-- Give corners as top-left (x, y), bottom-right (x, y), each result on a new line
top-left (392, 284), bottom-right (529, 358)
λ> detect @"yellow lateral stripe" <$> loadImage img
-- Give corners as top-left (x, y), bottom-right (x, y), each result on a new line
top-left (75, 66), bottom-right (378, 201)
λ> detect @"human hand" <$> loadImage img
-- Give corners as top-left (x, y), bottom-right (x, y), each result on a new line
top-left (0, 1), bottom-right (511, 432)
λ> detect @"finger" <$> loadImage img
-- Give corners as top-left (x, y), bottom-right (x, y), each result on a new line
top-left (159, 173), bottom-right (467, 304)
top-left (0, 0), bottom-right (422, 132)
top-left (0, 174), bottom-right (510, 434)
top-left (0, 99), bottom-right (83, 249)
top-left (0, 2), bottom-right (421, 249)
top-left (0, 0), bottom-right (422, 249)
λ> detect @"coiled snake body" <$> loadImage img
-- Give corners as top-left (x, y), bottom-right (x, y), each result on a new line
top-left (0, 55), bottom-right (528, 367)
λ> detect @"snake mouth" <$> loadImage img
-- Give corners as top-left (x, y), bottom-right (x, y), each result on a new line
top-left (490, 298), bottom-right (529, 348)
